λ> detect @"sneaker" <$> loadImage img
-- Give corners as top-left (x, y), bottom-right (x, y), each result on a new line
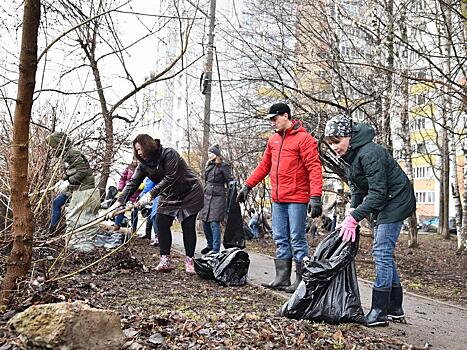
top-left (200, 246), bottom-right (211, 255)
top-left (150, 237), bottom-right (159, 246)
top-left (185, 256), bottom-right (196, 274)
top-left (155, 255), bottom-right (174, 272)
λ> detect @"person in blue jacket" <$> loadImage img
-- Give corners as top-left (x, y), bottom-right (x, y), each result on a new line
top-left (138, 178), bottom-right (159, 246)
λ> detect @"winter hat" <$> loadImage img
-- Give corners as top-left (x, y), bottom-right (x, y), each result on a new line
top-left (208, 144), bottom-right (221, 157)
top-left (324, 115), bottom-right (353, 137)
top-left (266, 102), bottom-right (291, 119)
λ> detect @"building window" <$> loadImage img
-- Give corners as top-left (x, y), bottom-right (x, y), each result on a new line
top-left (412, 0), bottom-right (426, 12)
top-left (414, 166), bottom-right (433, 179)
top-left (410, 117), bottom-right (431, 131)
top-left (394, 149), bottom-right (403, 160)
top-left (415, 191), bottom-right (435, 203)
top-left (411, 143), bottom-right (427, 154)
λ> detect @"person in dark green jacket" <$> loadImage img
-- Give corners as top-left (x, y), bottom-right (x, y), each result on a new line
top-left (46, 132), bottom-right (96, 234)
top-left (46, 132), bottom-right (99, 253)
top-left (324, 115), bottom-right (416, 328)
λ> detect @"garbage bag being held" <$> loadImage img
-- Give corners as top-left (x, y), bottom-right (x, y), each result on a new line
top-left (223, 181), bottom-right (246, 249)
top-left (280, 228), bottom-right (366, 324)
top-left (194, 248), bottom-right (250, 286)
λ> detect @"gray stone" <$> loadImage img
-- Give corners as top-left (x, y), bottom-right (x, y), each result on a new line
top-left (148, 333), bottom-right (165, 346)
top-left (8, 300), bottom-right (124, 350)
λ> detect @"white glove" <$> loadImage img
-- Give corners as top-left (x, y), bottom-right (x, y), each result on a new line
top-left (105, 201), bottom-right (124, 220)
top-left (56, 180), bottom-right (70, 193)
top-left (136, 192), bottom-right (153, 208)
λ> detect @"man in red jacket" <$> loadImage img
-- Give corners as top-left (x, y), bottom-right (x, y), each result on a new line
top-left (237, 102), bottom-right (323, 292)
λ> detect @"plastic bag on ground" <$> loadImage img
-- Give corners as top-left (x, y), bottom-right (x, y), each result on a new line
top-left (95, 232), bottom-right (124, 249)
top-left (194, 248), bottom-right (250, 286)
top-left (66, 188), bottom-right (100, 253)
top-left (223, 182), bottom-right (246, 249)
top-left (280, 228), bottom-right (366, 324)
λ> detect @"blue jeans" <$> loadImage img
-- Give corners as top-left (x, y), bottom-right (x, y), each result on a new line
top-left (203, 221), bottom-right (221, 252)
top-left (248, 218), bottom-right (260, 238)
top-left (50, 193), bottom-right (69, 227)
top-left (115, 208), bottom-right (138, 231)
top-left (372, 221), bottom-right (403, 289)
top-left (272, 202), bottom-right (308, 262)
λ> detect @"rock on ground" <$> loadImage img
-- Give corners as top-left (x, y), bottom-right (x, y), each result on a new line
top-left (8, 300), bottom-right (124, 350)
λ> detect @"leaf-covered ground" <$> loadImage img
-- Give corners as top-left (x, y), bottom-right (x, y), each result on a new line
top-left (0, 238), bottom-right (420, 349)
top-left (248, 230), bottom-right (467, 307)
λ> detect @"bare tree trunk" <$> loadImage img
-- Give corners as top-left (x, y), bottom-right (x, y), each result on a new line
top-left (439, 0), bottom-right (452, 240)
top-left (461, 146), bottom-right (467, 251)
top-left (399, 3), bottom-right (418, 247)
top-left (201, 0), bottom-right (217, 170)
top-left (1, 0), bottom-right (40, 307)
top-left (80, 20), bottom-right (113, 197)
top-left (439, 129), bottom-right (450, 239)
top-left (382, 0), bottom-right (394, 150)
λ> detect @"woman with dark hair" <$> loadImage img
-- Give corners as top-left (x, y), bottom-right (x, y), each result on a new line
top-left (323, 115), bottom-right (416, 327)
top-left (107, 134), bottom-right (204, 274)
top-left (200, 144), bottom-right (233, 254)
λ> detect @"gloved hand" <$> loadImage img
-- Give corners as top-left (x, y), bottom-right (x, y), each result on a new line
top-left (236, 185), bottom-right (251, 203)
top-left (340, 214), bottom-right (358, 242)
top-left (56, 180), bottom-right (70, 193)
top-left (136, 192), bottom-right (153, 208)
top-left (308, 196), bottom-right (322, 218)
top-left (105, 201), bottom-right (124, 220)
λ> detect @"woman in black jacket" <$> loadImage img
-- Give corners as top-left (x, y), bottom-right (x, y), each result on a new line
top-left (200, 145), bottom-right (233, 254)
top-left (108, 134), bottom-right (203, 274)
top-left (324, 115), bottom-right (416, 327)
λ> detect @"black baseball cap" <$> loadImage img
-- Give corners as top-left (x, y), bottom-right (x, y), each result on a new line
top-left (266, 102), bottom-right (291, 119)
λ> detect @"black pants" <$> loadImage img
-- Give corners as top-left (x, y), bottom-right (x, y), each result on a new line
top-left (157, 213), bottom-right (197, 257)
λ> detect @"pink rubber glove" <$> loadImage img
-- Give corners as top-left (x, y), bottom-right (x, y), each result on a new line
top-left (340, 215), bottom-right (358, 242)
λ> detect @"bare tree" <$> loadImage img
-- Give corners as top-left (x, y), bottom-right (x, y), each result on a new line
top-left (1, 0), bottom-right (40, 307)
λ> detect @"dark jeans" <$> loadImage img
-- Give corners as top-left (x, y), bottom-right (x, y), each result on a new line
top-left (114, 208), bottom-right (138, 231)
top-left (50, 193), bottom-right (69, 228)
top-left (157, 214), bottom-right (197, 257)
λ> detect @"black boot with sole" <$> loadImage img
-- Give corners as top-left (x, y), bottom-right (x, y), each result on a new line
top-left (284, 261), bottom-right (303, 293)
top-left (388, 283), bottom-right (406, 323)
top-left (366, 288), bottom-right (390, 327)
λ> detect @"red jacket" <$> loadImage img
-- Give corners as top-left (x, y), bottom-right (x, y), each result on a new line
top-left (245, 120), bottom-right (322, 203)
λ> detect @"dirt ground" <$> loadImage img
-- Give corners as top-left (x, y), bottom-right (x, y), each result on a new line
top-left (248, 230), bottom-right (467, 307)
top-left (0, 238), bottom-right (420, 349)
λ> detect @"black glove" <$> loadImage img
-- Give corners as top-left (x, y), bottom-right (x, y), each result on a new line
top-left (236, 185), bottom-right (251, 203)
top-left (308, 196), bottom-right (322, 218)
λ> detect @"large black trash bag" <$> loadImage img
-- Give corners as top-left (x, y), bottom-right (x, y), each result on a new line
top-left (280, 228), bottom-right (366, 324)
top-left (194, 248), bottom-right (250, 286)
top-left (223, 181), bottom-right (246, 249)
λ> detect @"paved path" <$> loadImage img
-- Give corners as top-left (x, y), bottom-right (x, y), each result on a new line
top-left (170, 232), bottom-right (467, 349)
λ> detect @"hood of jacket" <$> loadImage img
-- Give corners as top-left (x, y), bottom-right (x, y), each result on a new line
top-left (46, 132), bottom-right (72, 150)
top-left (342, 123), bottom-right (375, 162)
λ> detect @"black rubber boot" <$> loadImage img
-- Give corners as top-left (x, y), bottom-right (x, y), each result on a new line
top-left (366, 288), bottom-right (390, 327)
top-left (261, 259), bottom-right (292, 290)
top-left (284, 261), bottom-right (303, 293)
top-left (201, 247), bottom-right (212, 255)
top-left (388, 284), bottom-right (406, 322)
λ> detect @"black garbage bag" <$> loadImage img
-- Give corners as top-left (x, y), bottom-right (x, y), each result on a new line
top-left (280, 228), bottom-right (366, 324)
top-left (223, 181), bottom-right (245, 249)
top-left (194, 248), bottom-right (250, 286)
